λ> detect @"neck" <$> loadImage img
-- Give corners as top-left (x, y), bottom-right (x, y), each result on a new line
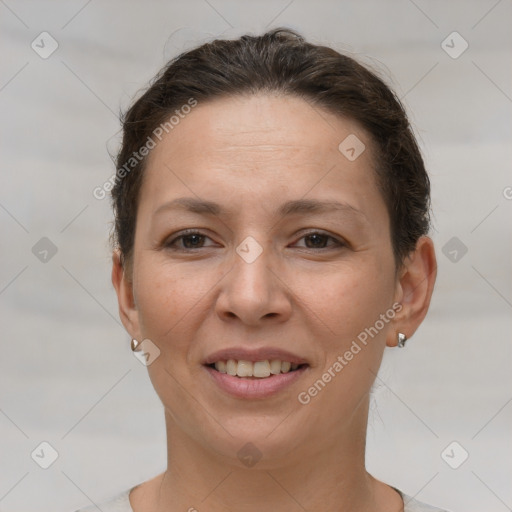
top-left (135, 395), bottom-right (400, 512)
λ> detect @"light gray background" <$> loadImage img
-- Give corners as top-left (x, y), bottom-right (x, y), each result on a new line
top-left (1, 1), bottom-right (511, 511)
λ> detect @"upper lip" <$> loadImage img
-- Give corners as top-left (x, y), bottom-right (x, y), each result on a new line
top-left (203, 347), bottom-right (308, 365)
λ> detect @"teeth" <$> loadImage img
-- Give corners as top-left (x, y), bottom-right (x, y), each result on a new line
top-left (226, 359), bottom-right (237, 376)
top-left (215, 360), bottom-right (227, 373)
top-left (253, 361), bottom-right (271, 378)
top-left (237, 360), bottom-right (253, 377)
top-left (269, 359), bottom-right (282, 374)
top-left (214, 359), bottom-right (301, 378)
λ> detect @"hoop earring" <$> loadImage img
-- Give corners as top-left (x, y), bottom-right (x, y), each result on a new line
top-left (131, 339), bottom-right (141, 352)
top-left (397, 332), bottom-right (407, 348)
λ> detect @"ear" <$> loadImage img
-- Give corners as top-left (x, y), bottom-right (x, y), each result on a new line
top-left (111, 250), bottom-right (142, 341)
top-left (387, 236), bottom-right (437, 347)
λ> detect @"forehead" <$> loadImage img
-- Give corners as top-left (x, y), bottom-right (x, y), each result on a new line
top-left (139, 93), bottom-right (384, 218)
top-left (148, 93), bottom-right (371, 165)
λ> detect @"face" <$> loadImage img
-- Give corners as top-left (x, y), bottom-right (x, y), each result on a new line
top-left (116, 93), bottom-right (406, 466)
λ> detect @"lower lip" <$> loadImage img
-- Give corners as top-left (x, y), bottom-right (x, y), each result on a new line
top-left (204, 365), bottom-right (308, 399)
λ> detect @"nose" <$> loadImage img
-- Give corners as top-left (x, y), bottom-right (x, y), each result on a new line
top-left (215, 240), bottom-right (293, 327)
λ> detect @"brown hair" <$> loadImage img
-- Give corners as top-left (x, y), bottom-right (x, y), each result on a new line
top-left (111, 27), bottom-right (431, 271)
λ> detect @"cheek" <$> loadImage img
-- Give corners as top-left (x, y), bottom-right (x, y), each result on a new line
top-left (296, 264), bottom-right (395, 414)
top-left (299, 257), bottom-right (395, 339)
top-left (132, 255), bottom-right (215, 344)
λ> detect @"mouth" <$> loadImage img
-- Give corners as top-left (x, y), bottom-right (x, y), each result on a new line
top-left (202, 349), bottom-right (310, 399)
top-left (205, 359), bottom-right (308, 379)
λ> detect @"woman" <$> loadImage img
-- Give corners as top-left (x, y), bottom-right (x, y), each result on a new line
top-left (76, 28), bottom-right (447, 511)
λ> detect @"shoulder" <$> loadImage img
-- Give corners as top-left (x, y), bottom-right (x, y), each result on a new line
top-left (72, 485), bottom-right (452, 512)
top-left (398, 489), bottom-right (452, 512)
top-left (72, 487), bottom-right (134, 512)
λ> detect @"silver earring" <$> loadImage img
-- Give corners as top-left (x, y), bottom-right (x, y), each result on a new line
top-left (131, 339), bottom-right (140, 352)
top-left (397, 333), bottom-right (407, 348)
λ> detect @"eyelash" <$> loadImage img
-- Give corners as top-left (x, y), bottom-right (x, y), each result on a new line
top-left (164, 229), bottom-right (346, 251)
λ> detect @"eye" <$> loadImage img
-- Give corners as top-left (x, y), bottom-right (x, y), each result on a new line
top-left (293, 231), bottom-right (345, 250)
top-left (163, 230), bottom-right (345, 252)
top-left (164, 230), bottom-right (217, 250)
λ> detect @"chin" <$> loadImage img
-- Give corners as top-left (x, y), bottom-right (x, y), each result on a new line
top-left (195, 414), bottom-right (309, 468)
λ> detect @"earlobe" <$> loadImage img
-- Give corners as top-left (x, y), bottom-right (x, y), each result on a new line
top-left (386, 236), bottom-right (437, 347)
top-left (111, 250), bottom-right (141, 340)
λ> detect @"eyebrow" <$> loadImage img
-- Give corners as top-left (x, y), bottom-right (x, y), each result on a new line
top-left (154, 197), bottom-right (367, 221)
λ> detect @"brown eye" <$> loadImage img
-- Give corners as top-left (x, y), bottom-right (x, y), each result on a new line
top-left (180, 233), bottom-right (206, 249)
top-left (165, 231), bottom-right (215, 250)
top-left (294, 231), bottom-right (344, 250)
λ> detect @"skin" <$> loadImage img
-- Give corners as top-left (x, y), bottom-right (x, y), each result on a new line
top-left (112, 93), bottom-right (437, 512)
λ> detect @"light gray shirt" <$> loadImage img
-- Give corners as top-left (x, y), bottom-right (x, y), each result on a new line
top-left (73, 486), bottom-right (451, 511)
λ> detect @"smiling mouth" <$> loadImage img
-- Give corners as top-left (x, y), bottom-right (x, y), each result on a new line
top-left (206, 359), bottom-right (308, 379)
